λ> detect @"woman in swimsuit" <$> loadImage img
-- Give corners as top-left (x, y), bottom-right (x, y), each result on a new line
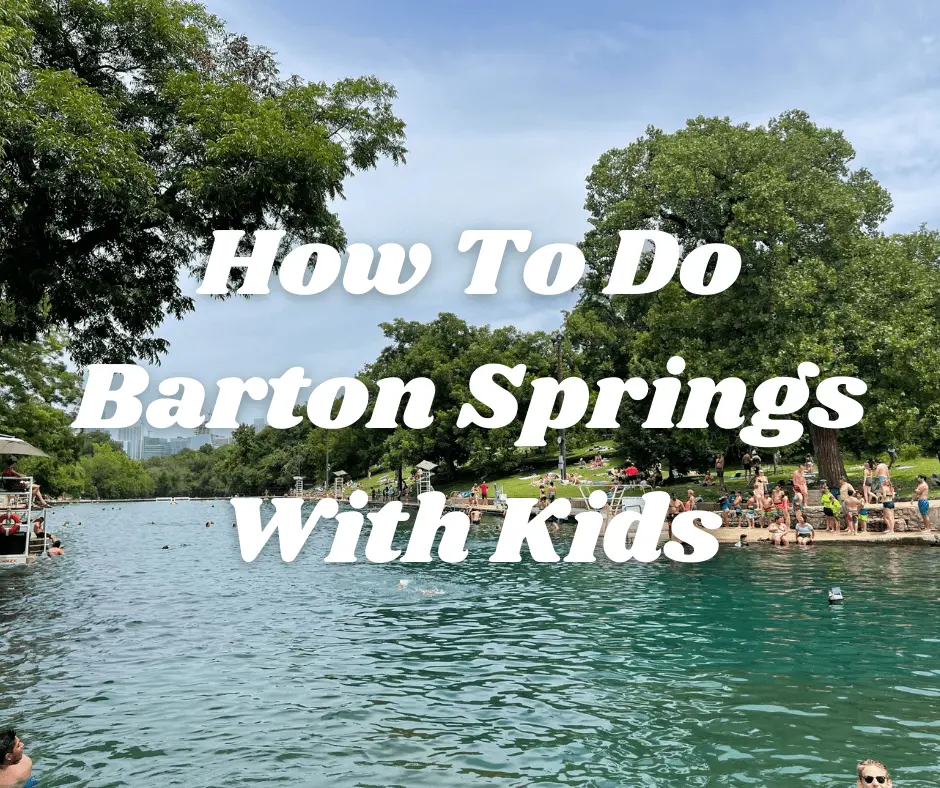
top-left (881, 480), bottom-right (896, 533)
top-left (862, 461), bottom-right (874, 504)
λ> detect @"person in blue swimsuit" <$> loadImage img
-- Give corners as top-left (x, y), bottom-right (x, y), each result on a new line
top-left (0, 728), bottom-right (34, 787)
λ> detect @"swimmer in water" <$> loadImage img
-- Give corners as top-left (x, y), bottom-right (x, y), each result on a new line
top-left (397, 579), bottom-right (409, 591)
top-left (205, 521), bottom-right (212, 527)
top-left (419, 589), bottom-right (444, 597)
top-left (0, 728), bottom-right (33, 788)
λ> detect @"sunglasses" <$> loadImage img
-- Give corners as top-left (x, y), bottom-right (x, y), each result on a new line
top-left (862, 775), bottom-right (887, 784)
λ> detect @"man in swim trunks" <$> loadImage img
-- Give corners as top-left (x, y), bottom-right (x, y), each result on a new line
top-left (791, 465), bottom-right (809, 506)
top-left (714, 455), bottom-right (726, 492)
top-left (874, 460), bottom-right (890, 498)
top-left (742, 451), bottom-right (752, 481)
top-left (743, 494), bottom-right (757, 528)
top-left (0, 728), bottom-right (33, 787)
top-left (914, 475), bottom-right (931, 529)
top-left (842, 490), bottom-right (861, 535)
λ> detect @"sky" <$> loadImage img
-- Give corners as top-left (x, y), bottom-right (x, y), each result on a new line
top-left (132, 0), bottom-right (940, 432)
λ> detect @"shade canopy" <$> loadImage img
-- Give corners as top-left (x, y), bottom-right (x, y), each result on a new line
top-left (416, 460), bottom-right (438, 471)
top-left (0, 435), bottom-right (48, 458)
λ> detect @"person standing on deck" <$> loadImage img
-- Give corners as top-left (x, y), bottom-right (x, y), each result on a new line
top-left (843, 489), bottom-right (861, 535)
top-left (820, 484), bottom-right (839, 533)
top-left (862, 460), bottom-right (874, 504)
top-left (480, 481), bottom-right (488, 503)
top-left (715, 455), bottom-right (726, 492)
top-left (750, 452), bottom-right (762, 479)
top-left (792, 465), bottom-right (809, 506)
top-left (887, 446), bottom-right (897, 468)
top-left (914, 475), bottom-right (931, 529)
top-left (881, 480), bottom-right (896, 533)
top-left (874, 459), bottom-right (890, 499)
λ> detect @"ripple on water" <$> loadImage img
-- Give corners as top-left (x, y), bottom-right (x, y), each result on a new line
top-left (2, 502), bottom-right (940, 786)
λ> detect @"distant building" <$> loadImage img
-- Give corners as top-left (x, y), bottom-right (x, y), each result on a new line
top-left (168, 437), bottom-right (190, 455)
top-left (115, 426), bottom-right (144, 460)
top-left (189, 424), bottom-right (212, 450)
top-left (142, 437), bottom-right (171, 459)
top-left (253, 418), bottom-right (267, 430)
top-left (211, 434), bottom-right (231, 448)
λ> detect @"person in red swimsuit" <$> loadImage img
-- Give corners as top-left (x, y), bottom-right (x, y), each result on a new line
top-left (1, 458), bottom-right (48, 508)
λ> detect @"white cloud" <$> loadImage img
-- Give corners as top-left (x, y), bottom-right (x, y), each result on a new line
top-left (136, 0), bottom-right (940, 428)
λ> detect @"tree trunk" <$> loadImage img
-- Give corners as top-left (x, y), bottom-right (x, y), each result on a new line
top-left (810, 424), bottom-right (845, 487)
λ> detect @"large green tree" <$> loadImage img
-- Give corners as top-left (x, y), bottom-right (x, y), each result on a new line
top-left (571, 110), bottom-right (940, 485)
top-left (364, 313), bottom-right (557, 482)
top-left (0, 0), bottom-right (406, 364)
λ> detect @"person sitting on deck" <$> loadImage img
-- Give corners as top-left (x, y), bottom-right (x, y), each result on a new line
top-left (769, 513), bottom-right (789, 546)
top-left (31, 517), bottom-right (52, 543)
top-left (794, 520), bottom-right (815, 545)
top-left (0, 728), bottom-right (33, 788)
top-left (1, 458), bottom-right (48, 508)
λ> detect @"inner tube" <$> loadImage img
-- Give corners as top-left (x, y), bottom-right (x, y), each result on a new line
top-left (0, 512), bottom-right (21, 536)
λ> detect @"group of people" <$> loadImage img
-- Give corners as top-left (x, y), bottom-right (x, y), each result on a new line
top-left (715, 451), bottom-right (934, 540)
top-left (30, 515), bottom-right (64, 555)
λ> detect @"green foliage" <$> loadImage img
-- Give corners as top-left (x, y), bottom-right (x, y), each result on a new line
top-left (364, 313), bottom-right (557, 480)
top-left (570, 110), bottom-right (940, 472)
top-left (0, 0), bottom-right (406, 363)
top-left (80, 442), bottom-right (154, 498)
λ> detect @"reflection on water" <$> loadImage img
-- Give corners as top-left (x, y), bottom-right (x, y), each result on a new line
top-left (2, 501), bottom-right (940, 786)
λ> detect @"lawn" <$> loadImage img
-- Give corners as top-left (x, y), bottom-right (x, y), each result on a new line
top-left (356, 450), bottom-right (940, 502)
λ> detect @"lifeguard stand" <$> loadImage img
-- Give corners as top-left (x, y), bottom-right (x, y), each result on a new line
top-left (292, 476), bottom-right (304, 497)
top-left (333, 470), bottom-right (348, 500)
top-left (415, 460), bottom-right (437, 496)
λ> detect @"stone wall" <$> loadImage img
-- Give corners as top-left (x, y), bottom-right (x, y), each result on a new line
top-left (802, 501), bottom-right (940, 533)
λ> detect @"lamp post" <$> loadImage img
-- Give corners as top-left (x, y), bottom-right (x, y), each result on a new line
top-left (553, 331), bottom-right (566, 481)
top-left (325, 429), bottom-right (331, 488)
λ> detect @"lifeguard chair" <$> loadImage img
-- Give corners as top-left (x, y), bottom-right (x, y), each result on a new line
top-left (333, 470), bottom-right (348, 500)
top-left (292, 476), bottom-right (304, 497)
top-left (415, 460), bottom-right (437, 496)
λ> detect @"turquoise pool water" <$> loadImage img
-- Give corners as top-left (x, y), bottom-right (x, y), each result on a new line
top-left (1, 501), bottom-right (939, 786)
